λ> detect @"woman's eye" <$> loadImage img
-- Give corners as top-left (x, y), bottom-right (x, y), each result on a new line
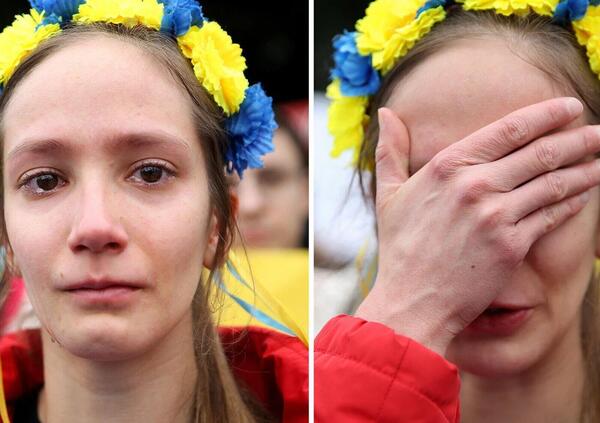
top-left (140, 166), bottom-right (163, 183)
top-left (36, 174), bottom-right (60, 190)
top-left (129, 162), bottom-right (175, 185)
top-left (20, 172), bottom-right (65, 195)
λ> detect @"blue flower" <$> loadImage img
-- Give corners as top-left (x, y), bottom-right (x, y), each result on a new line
top-left (225, 84), bottom-right (277, 178)
top-left (331, 31), bottom-right (380, 97)
top-left (417, 0), bottom-right (449, 17)
top-left (29, 0), bottom-right (85, 23)
top-left (553, 0), bottom-right (589, 25)
top-left (158, 0), bottom-right (204, 37)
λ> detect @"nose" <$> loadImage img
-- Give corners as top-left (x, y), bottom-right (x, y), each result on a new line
top-left (238, 174), bottom-right (264, 217)
top-left (67, 181), bottom-right (128, 254)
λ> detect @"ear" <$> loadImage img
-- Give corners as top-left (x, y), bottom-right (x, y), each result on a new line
top-left (202, 208), bottom-right (221, 270)
top-left (202, 191), bottom-right (238, 269)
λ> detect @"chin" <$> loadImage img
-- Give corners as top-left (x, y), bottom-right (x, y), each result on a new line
top-left (446, 331), bottom-right (549, 378)
top-left (50, 316), bottom-right (150, 362)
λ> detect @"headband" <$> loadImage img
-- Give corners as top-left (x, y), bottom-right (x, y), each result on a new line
top-left (0, 0), bottom-right (277, 178)
top-left (328, 0), bottom-right (600, 167)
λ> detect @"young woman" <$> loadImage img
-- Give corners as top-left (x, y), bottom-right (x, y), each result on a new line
top-left (236, 110), bottom-right (308, 249)
top-left (0, 1), bottom-right (307, 422)
top-left (316, 1), bottom-right (600, 422)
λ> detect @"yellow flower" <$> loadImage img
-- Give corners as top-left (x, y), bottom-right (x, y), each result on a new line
top-left (572, 5), bottom-right (600, 79)
top-left (581, 35), bottom-right (600, 78)
top-left (178, 22), bottom-right (248, 115)
top-left (74, 0), bottom-right (163, 30)
top-left (0, 9), bottom-right (60, 86)
top-left (457, 0), bottom-right (558, 16)
top-left (572, 5), bottom-right (600, 46)
top-left (327, 79), bottom-right (370, 164)
top-left (356, 0), bottom-right (446, 74)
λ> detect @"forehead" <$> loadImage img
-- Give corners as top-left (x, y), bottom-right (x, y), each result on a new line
top-left (2, 34), bottom-right (197, 153)
top-left (262, 128), bottom-right (304, 171)
top-left (386, 38), bottom-right (573, 174)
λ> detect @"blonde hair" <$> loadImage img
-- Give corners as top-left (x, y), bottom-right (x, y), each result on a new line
top-left (357, 10), bottom-right (600, 422)
top-left (0, 23), bottom-right (269, 423)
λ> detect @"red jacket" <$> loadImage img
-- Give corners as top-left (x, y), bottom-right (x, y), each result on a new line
top-left (315, 315), bottom-right (461, 422)
top-left (0, 326), bottom-right (308, 423)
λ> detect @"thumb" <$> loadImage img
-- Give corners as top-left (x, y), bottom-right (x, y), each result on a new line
top-left (375, 107), bottom-right (410, 205)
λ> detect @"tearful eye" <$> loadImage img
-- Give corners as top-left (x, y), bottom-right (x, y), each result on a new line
top-left (36, 174), bottom-right (59, 191)
top-left (140, 166), bottom-right (163, 183)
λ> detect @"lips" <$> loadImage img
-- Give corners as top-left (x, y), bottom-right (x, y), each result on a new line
top-left (62, 278), bottom-right (144, 307)
top-left (465, 304), bottom-right (535, 336)
top-left (63, 278), bottom-right (144, 291)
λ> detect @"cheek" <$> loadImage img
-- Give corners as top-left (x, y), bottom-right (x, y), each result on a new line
top-left (526, 192), bottom-right (599, 312)
top-left (4, 195), bottom-right (66, 283)
top-left (133, 191), bottom-right (211, 283)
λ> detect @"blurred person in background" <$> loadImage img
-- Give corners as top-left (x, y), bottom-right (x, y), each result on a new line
top-left (221, 103), bottom-right (309, 343)
top-left (235, 104), bottom-right (308, 249)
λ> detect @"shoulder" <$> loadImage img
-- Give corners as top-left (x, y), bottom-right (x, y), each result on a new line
top-left (218, 325), bottom-right (308, 423)
top-left (0, 329), bottom-right (43, 402)
top-left (315, 315), bottom-right (460, 423)
top-left (0, 329), bottom-right (43, 422)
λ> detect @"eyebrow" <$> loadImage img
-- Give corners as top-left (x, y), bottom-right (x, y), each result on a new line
top-left (6, 131), bottom-right (192, 163)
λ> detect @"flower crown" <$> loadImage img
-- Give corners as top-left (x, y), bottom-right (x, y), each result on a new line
top-left (328, 0), bottom-right (600, 167)
top-left (0, 0), bottom-right (277, 178)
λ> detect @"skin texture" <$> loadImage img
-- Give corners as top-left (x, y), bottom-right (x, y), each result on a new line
top-left (355, 39), bottom-right (600, 422)
top-left (236, 128), bottom-right (308, 248)
top-left (2, 35), bottom-right (219, 422)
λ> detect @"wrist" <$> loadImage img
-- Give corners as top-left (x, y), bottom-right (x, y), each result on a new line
top-left (355, 284), bottom-right (456, 356)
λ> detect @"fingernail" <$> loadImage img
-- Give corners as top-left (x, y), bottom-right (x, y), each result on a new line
top-left (566, 98), bottom-right (583, 116)
top-left (580, 191), bottom-right (591, 204)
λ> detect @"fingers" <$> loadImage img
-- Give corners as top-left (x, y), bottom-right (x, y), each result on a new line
top-left (375, 107), bottom-right (411, 206)
top-left (516, 190), bottom-right (592, 244)
top-left (490, 125), bottom-right (600, 190)
top-left (506, 159), bottom-right (600, 221)
top-left (452, 97), bottom-right (583, 164)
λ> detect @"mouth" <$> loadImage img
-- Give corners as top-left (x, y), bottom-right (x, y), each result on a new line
top-left (64, 279), bottom-right (144, 291)
top-left (465, 305), bottom-right (534, 336)
top-left (63, 279), bottom-right (144, 307)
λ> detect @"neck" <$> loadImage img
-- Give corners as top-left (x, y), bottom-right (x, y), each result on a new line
top-left (38, 312), bottom-right (198, 423)
top-left (460, 319), bottom-right (585, 423)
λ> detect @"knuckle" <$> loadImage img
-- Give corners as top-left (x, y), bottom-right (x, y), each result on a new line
top-left (535, 140), bottom-right (559, 170)
top-left (499, 116), bottom-right (529, 146)
top-left (477, 204), bottom-right (507, 228)
top-left (544, 172), bottom-right (566, 201)
top-left (541, 205), bottom-right (560, 231)
top-left (492, 230), bottom-right (524, 266)
top-left (565, 196), bottom-right (583, 215)
top-left (429, 153), bottom-right (458, 181)
top-left (457, 178), bottom-right (490, 205)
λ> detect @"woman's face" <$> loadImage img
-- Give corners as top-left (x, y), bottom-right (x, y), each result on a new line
top-left (2, 35), bottom-right (218, 361)
top-left (236, 128), bottom-right (308, 248)
top-left (386, 38), bottom-right (600, 376)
